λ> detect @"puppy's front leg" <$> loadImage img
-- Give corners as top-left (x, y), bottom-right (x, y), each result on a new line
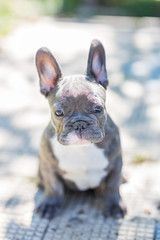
top-left (97, 155), bottom-right (126, 218)
top-left (36, 129), bottom-right (65, 219)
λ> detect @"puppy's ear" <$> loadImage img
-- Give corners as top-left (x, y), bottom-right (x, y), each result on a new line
top-left (35, 48), bottom-right (62, 96)
top-left (87, 39), bottom-right (108, 89)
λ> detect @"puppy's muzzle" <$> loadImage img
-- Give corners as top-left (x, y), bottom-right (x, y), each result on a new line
top-left (66, 116), bottom-right (93, 134)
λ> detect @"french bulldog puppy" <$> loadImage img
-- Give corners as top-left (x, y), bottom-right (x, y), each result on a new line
top-left (35, 39), bottom-right (126, 219)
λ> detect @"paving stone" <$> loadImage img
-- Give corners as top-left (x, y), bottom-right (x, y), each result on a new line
top-left (0, 15), bottom-right (160, 240)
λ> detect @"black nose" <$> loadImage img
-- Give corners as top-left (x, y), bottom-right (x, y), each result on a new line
top-left (72, 121), bottom-right (88, 132)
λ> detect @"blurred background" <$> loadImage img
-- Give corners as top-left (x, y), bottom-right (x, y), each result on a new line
top-left (0, 0), bottom-right (160, 36)
top-left (0, 0), bottom-right (160, 237)
top-left (0, 0), bottom-right (160, 172)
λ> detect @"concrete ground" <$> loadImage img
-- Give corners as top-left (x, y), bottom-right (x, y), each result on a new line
top-left (0, 16), bottom-right (160, 239)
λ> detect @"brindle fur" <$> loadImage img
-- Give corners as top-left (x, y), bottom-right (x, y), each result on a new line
top-left (35, 39), bottom-right (126, 219)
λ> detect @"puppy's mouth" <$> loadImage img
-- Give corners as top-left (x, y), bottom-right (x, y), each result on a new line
top-left (57, 129), bottom-right (104, 146)
top-left (56, 117), bottom-right (105, 145)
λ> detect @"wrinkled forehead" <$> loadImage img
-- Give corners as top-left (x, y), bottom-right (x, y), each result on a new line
top-left (56, 75), bottom-right (106, 104)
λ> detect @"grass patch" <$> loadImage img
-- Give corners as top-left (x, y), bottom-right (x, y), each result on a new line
top-left (131, 155), bottom-right (154, 164)
top-left (100, 0), bottom-right (160, 17)
top-left (24, 176), bottom-right (38, 184)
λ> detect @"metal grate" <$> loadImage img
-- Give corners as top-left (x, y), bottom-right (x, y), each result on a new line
top-left (0, 178), bottom-right (157, 240)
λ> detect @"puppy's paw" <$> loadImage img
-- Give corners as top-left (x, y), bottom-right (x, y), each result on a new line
top-left (104, 201), bottom-right (126, 219)
top-left (35, 196), bottom-right (63, 219)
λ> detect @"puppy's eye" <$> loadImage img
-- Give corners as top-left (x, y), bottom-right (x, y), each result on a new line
top-left (93, 105), bottom-right (103, 113)
top-left (55, 110), bottom-right (64, 117)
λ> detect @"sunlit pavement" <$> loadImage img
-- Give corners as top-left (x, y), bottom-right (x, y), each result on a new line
top-left (0, 16), bottom-right (160, 239)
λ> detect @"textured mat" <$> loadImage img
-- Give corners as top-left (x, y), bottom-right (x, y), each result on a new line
top-left (0, 177), bottom-right (159, 240)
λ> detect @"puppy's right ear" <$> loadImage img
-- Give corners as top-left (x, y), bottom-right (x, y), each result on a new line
top-left (35, 48), bottom-right (62, 96)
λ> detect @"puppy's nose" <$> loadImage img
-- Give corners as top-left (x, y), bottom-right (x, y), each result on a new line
top-left (72, 121), bottom-right (88, 132)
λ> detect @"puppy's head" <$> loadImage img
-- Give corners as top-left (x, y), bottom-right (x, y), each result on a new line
top-left (36, 39), bottom-right (109, 145)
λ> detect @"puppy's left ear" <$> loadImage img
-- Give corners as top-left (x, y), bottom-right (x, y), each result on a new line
top-left (87, 39), bottom-right (108, 89)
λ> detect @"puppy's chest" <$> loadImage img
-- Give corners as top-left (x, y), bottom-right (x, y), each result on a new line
top-left (51, 138), bottom-right (109, 190)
